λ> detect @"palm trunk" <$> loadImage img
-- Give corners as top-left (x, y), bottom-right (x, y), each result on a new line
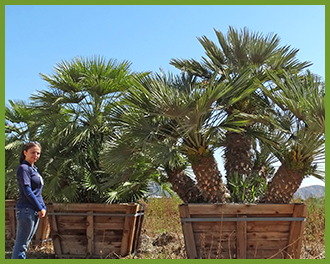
top-left (224, 131), bottom-right (253, 176)
top-left (260, 163), bottom-right (303, 204)
top-left (166, 168), bottom-right (207, 203)
top-left (224, 131), bottom-right (253, 202)
top-left (191, 155), bottom-right (229, 203)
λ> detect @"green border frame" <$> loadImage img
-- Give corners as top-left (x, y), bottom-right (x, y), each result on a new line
top-left (3, 3), bottom-right (327, 264)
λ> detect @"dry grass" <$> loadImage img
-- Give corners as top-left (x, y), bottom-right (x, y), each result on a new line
top-left (293, 196), bottom-right (325, 259)
top-left (5, 196), bottom-right (325, 259)
top-left (129, 196), bottom-right (186, 259)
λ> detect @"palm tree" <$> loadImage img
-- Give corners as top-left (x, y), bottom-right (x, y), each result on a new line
top-left (5, 100), bottom-right (40, 199)
top-left (260, 71), bottom-right (325, 203)
top-left (109, 69), bottom-right (259, 203)
top-left (101, 116), bottom-right (207, 203)
top-left (27, 56), bottom-right (138, 203)
top-left (170, 26), bottom-right (312, 202)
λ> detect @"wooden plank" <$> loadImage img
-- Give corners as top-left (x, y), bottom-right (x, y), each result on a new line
top-left (198, 246), bottom-right (237, 259)
top-left (247, 232), bottom-right (289, 241)
top-left (34, 215), bottom-right (48, 244)
top-left (5, 200), bottom-right (17, 207)
top-left (49, 213), bottom-right (63, 256)
top-left (94, 242), bottom-right (121, 256)
top-left (94, 216), bottom-right (125, 223)
top-left (179, 204), bottom-right (198, 259)
top-left (286, 204), bottom-right (308, 259)
top-left (236, 215), bottom-right (247, 259)
top-left (247, 240), bottom-right (288, 250)
top-left (191, 214), bottom-right (237, 218)
top-left (131, 210), bottom-right (144, 253)
top-left (94, 222), bottom-right (124, 230)
top-left (8, 207), bottom-right (16, 239)
top-left (120, 204), bottom-right (138, 256)
top-left (203, 251), bottom-right (236, 259)
top-left (58, 222), bottom-right (86, 230)
top-left (247, 249), bottom-right (286, 259)
top-left (94, 234), bottom-right (123, 243)
top-left (187, 204), bottom-right (295, 215)
top-left (246, 214), bottom-right (292, 218)
top-left (50, 203), bottom-right (130, 212)
top-left (193, 221), bottom-right (236, 232)
top-left (94, 229), bottom-right (123, 239)
top-left (86, 211), bottom-right (94, 255)
top-left (5, 201), bottom-right (17, 240)
top-left (41, 214), bottom-right (50, 243)
top-left (194, 231), bottom-right (236, 245)
top-left (247, 222), bottom-right (290, 232)
top-left (56, 235), bottom-right (87, 241)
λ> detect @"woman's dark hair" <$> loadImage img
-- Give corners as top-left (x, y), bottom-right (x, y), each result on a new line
top-left (19, 142), bottom-right (42, 164)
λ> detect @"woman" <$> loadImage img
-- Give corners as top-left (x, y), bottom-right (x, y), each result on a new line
top-left (11, 142), bottom-right (47, 259)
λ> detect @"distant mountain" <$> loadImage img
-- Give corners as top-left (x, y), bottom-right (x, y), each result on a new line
top-left (294, 185), bottom-right (325, 199)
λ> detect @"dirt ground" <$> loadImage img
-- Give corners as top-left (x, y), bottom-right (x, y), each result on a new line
top-left (5, 231), bottom-right (325, 259)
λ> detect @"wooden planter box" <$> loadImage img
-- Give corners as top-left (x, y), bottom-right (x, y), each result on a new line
top-left (47, 203), bottom-right (145, 258)
top-left (179, 203), bottom-right (307, 259)
top-left (5, 200), bottom-right (50, 245)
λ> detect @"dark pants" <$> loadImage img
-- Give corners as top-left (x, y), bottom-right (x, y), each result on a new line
top-left (11, 207), bottom-right (39, 259)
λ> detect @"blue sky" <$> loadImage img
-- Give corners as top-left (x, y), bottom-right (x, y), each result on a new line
top-left (5, 5), bottom-right (325, 187)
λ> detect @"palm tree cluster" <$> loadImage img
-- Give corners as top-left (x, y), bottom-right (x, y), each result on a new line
top-left (5, 27), bottom-right (325, 204)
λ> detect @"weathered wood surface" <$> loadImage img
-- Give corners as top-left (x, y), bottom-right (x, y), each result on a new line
top-left (179, 203), bottom-right (307, 259)
top-left (48, 203), bottom-right (144, 258)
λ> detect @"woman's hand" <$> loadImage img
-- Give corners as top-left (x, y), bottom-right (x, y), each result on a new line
top-left (38, 209), bottom-right (46, 218)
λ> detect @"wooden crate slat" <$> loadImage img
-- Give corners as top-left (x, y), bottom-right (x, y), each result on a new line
top-left (247, 232), bottom-right (289, 241)
top-left (187, 204), bottom-right (295, 215)
top-left (199, 247), bottom-right (237, 259)
top-left (194, 231), bottom-right (236, 241)
top-left (195, 241), bottom-right (237, 251)
top-left (94, 234), bottom-right (123, 243)
top-left (58, 221), bottom-right (86, 230)
top-left (94, 242), bottom-right (121, 256)
top-left (50, 203), bottom-right (135, 212)
top-left (86, 211), bottom-right (94, 255)
top-left (50, 212), bottom-right (63, 256)
top-left (131, 211), bottom-right (144, 253)
top-left (120, 204), bottom-right (138, 256)
top-left (247, 222), bottom-right (291, 232)
top-left (179, 204), bottom-right (198, 259)
top-left (94, 229), bottom-right (123, 238)
top-left (193, 221), bottom-right (236, 232)
top-left (236, 215), bottom-right (247, 259)
top-left (94, 222), bottom-right (124, 230)
top-left (56, 234), bottom-right (87, 241)
top-left (247, 249), bottom-right (286, 259)
top-left (286, 203), bottom-right (308, 259)
top-left (94, 216), bottom-right (125, 223)
top-left (247, 239), bottom-right (288, 250)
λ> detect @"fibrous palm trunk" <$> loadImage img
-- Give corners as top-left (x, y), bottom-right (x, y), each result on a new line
top-left (224, 131), bottom-right (253, 177)
top-left (260, 163), bottom-right (303, 204)
top-left (166, 168), bottom-right (207, 203)
top-left (191, 155), bottom-right (228, 203)
top-left (224, 131), bottom-right (253, 201)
